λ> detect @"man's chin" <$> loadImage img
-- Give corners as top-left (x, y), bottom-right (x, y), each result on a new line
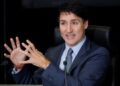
top-left (66, 41), bottom-right (76, 46)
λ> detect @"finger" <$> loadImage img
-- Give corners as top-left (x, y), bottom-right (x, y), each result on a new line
top-left (10, 38), bottom-right (16, 49)
top-left (4, 43), bottom-right (12, 53)
top-left (4, 53), bottom-right (10, 58)
top-left (26, 40), bottom-right (36, 51)
top-left (20, 50), bottom-right (31, 58)
top-left (16, 36), bottom-right (20, 48)
top-left (22, 42), bottom-right (33, 53)
top-left (19, 60), bottom-right (30, 65)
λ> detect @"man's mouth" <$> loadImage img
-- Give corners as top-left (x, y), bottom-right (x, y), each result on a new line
top-left (65, 34), bottom-right (75, 39)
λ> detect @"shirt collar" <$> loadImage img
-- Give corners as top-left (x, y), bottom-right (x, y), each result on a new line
top-left (65, 36), bottom-right (86, 56)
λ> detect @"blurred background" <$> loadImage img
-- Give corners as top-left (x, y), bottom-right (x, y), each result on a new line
top-left (0, 0), bottom-right (120, 86)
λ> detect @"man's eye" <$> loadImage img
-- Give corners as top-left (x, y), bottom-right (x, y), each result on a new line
top-left (72, 22), bottom-right (79, 25)
top-left (60, 22), bottom-right (65, 25)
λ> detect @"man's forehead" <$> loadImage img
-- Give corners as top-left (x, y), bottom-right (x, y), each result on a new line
top-left (60, 12), bottom-right (74, 15)
top-left (59, 12), bottom-right (81, 21)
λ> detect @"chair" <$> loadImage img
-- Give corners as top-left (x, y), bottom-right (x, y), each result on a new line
top-left (54, 25), bottom-right (114, 86)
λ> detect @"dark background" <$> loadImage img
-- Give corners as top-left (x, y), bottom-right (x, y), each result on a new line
top-left (1, 0), bottom-right (120, 85)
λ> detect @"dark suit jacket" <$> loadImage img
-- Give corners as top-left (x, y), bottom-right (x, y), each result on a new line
top-left (12, 38), bottom-right (110, 86)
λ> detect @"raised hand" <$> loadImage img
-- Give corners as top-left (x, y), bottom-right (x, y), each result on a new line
top-left (19, 40), bottom-right (50, 69)
top-left (4, 37), bottom-right (26, 69)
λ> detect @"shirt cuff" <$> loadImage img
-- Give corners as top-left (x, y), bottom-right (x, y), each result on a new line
top-left (11, 67), bottom-right (21, 74)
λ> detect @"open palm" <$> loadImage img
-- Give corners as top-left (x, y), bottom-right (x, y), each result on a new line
top-left (10, 47), bottom-right (26, 67)
top-left (4, 37), bottom-right (26, 69)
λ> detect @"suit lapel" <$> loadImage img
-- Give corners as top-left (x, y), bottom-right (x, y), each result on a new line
top-left (53, 39), bottom-right (92, 73)
top-left (69, 39), bottom-right (91, 73)
top-left (56, 44), bottom-right (65, 67)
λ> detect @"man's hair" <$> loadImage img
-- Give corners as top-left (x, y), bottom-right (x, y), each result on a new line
top-left (58, 1), bottom-right (88, 21)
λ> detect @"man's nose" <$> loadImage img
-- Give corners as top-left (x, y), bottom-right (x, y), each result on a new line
top-left (67, 24), bottom-right (73, 32)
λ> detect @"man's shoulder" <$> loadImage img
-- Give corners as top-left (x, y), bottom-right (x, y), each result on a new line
top-left (45, 43), bottom-right (65, 62)
top-left (88, 39), bottom-right (109, 55)
top-left (86, 37), bottom-right (109, 52)
top-left (45, 43), bottom-right (65, 57)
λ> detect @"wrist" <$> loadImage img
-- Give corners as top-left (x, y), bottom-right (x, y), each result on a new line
top-left (43, 60), bottom-right (51, 69)
top-left (14, 64), bottom-right (24, 71)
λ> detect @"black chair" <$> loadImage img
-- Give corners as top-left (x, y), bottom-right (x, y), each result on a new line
top-left (54, 25), bottom-right (114, 86)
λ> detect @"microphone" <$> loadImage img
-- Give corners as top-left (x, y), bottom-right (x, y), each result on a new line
top-left (63, 61), bottom-right (67, 67)
top-left (63, 61), bottom-right (68, 86)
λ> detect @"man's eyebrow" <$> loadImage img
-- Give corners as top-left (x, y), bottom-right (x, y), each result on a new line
top-left (71, 19), bottom-right (81, 21)
top-left (59, 20), bottom-right (66, 22)
top-left (60, 19), bottom-right (80, 21)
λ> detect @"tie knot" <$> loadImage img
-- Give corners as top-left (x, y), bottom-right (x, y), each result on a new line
top-left (67, 48), bottom-right (73, 55)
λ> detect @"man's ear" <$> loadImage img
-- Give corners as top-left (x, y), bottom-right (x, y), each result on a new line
top-left (84, 20), bottom-right (88, 29)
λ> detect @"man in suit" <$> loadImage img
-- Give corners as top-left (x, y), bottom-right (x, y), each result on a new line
top-left (4, 1), bottom-right (110, 86)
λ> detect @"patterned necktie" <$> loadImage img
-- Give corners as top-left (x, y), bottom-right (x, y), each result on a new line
top-left (66, 48), bottom-right (73, 73)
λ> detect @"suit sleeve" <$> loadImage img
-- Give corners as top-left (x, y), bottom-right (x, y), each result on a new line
top-left (12, 65), bottom-right (43, 84)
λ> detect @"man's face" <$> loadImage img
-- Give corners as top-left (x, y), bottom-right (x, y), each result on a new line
top-left (59, 12), bottom-right (88, 47)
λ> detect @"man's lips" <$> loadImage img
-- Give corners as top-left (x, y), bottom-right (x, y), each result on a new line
top-left (65, 34), bottom-right (76, 39)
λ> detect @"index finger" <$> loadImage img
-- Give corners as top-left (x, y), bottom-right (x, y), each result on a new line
top-left (26, 40), bottom-right (36, 51)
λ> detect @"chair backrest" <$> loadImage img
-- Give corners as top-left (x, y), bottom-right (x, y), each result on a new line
top-left (85, 25), bottom-right (111, 49)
